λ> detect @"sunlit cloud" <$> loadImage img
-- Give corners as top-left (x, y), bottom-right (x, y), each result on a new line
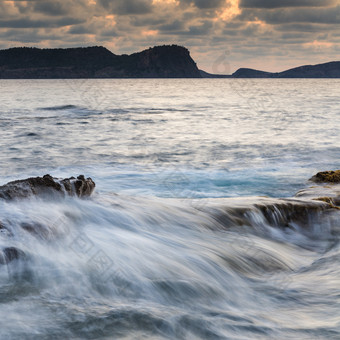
top-left (303, 40), bottom-right (334, 49)
top-left (152, 0), bottom-right (179, 4)
top-left (142, 29), bottom-right (159, 36)
top-left (104, 15), bottom-right (116, 27)
top-left (218, 0), bottom-right (241, 21)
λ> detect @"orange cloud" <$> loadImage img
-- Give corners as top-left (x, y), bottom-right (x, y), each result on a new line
top-left (142, 30), bottom-right (159, 36)
top-left (152, 0), bottom-right (179, 4)
top-left (105, 15), bottom-right (116, 27)
top-left (246, 19), bottom-right (267, 28)
top-left (218, 0), bottom-right (241, 21)
top-left (304, 40), bottom-right (334, 49)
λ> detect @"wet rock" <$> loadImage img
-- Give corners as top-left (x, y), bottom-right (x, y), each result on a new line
top-left (21, 222), bottom-right (51, 240)
top-left (0, 174), bottom-right (95, 200)
top-left (74, 175), bottom-right (96, 197)
top-left (313, 197), bottom-right (340, 210)
top-left (0, 247), bottom-right (26, 265)
top-left (310, 170), bottom-right (340, 184)
top-left (0, 221), bottom-right (13, 237)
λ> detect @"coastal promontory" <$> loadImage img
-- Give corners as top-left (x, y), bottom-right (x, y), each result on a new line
top-left (0, 45), bottom-right (201, 79)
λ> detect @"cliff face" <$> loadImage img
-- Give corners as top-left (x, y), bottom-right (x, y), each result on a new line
top-left (0, 45), bottom-right (201, 79)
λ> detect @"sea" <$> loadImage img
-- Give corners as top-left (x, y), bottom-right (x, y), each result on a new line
top-left (0, 79), bottom-right (339, 339)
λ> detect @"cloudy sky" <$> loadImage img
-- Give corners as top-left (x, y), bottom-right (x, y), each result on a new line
top-left (0, 0), bottom-right (339, 73)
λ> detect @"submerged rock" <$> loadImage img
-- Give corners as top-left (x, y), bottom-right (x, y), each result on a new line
top-left (0, 174), bottom-right (95, 200)
top-left (310, 170), bottom-right (340, 184)
top-left (0, 247), bottom-right (26, 265)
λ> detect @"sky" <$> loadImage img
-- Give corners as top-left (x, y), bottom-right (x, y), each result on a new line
top-left (0, 0), bottom-right (339, 73)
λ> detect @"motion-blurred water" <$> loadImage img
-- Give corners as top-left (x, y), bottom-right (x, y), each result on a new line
top-left (0, 79), bottom-right (339, 339)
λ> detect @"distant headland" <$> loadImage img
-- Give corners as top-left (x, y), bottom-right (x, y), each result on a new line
top-left (0, 45), bottom-right (339, 78)
top-left (229, 61), bottom-right (340, 78)
top-left (0, 45), bottom-right (201, 79)
top-left (202, 61), bottom-right (340, 78)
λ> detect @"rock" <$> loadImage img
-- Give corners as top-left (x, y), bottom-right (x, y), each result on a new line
top-left (0, 221), bottom-right (13, 237)
top-left (21, 222), bottom-right (51, 240)
top-left (310, 170), bottom-right (340, 184)
top-left (0, 174), bottom-right (95, 200)
top-left (0, 247), bottom-right (26, 265)
top-left (74, 175), bottom-right (95, 197)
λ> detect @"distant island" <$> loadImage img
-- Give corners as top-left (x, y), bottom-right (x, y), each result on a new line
top-left (0, 45), bottom-right (339, 78)
top-left (202, 61), bottom-right (340, 78)
top-left (230, 61), bottom-right (340, 78)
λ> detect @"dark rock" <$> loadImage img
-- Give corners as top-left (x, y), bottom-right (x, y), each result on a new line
top-left (0, 247), bottom-right (26, 265)
top-left (0, 221), bottom-right (13, 237)
top-left (310, 170), bottom-right (340, 184)
top-left (0, 174), bottom-right (95, 200)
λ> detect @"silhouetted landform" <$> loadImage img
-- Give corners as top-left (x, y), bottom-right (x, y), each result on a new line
top-left (199, 70), bottom-right (231, 78)
top-left (1, 45), bottom-right (339, 78)
top-left (0, 45), bottom-right (201, 78)
top-left (231, 61), bottom-right (340, 78)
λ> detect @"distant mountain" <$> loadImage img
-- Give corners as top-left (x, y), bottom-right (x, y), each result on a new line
top-left (231, 61), bottom-right (340, 78)
top-left (231, 68), bottom-right (273, 78)
top-left (199, 70), bottom-right (231, 78)
top-left (0, 45), bottom-right (201, 78)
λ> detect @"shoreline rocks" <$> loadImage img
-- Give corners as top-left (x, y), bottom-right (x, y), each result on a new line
top-left (310, 170), bottom-right (340, 184)
top-left (0, 174), bottom-right (95, 200)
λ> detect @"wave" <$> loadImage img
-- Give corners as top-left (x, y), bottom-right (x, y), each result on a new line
top-left (38, 104), bottom-right (79, 111)
top-left (0, 173), bottom-right (339, 338)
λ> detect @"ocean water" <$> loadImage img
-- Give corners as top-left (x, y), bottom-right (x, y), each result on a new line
top-left (0, 79), bottom-right (339, 339)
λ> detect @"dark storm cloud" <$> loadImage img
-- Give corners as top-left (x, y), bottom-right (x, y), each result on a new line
top-left (240, 0), bottom-right (337, 8)
top-left (68, 25), bottom-right (93, 35)
top-left (275, 23), bottom-right (333, 33)
top-left (180, 0), bottom-right (225, 9)
top-left (33, 2), bottom-right (69, 16)
top-left (240, 5), bottom-right (340, 24)
top-left (158, 20), bottom-right (186, 33)
top-left (98, 0), bottom-right (153, 15)
top-left (173, 20), bottom-right (213, 36)
top-left (0, 17), bottom-right (83, 29)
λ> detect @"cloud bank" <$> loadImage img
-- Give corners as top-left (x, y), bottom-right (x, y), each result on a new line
top-left (0, 0), bottom-right (339, 72)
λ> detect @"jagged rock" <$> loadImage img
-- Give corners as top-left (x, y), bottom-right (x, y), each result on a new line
top-left (0, 247), bottom-right (26, 265)
top-left (310, 170), bottom-right (340, 184)
top-left (0, 174), bottom-right (95, 200)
